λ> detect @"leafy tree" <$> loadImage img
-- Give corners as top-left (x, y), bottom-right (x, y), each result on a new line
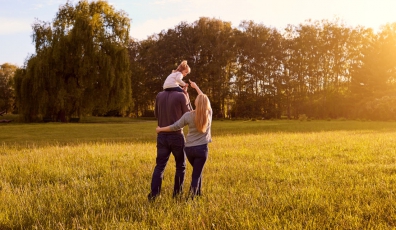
top-left (350, 23), bottom-right (396, 120)
top-left (283, 19), bottom-right (360, 119)
top-left (14, 0), bottom-right (131, 122)
top-left (286, 20), bottom-right (323, 118)
top-left (191, 17), bottom-right (237, 118)
top-left (355, 23), bottom-right (396, 97)
top-left (234, 21), bottom-right (283, 119)
top-left (127, 17), bottom-right (395, 120)
top-left (128, 37), bottom-right (162, 117)
top-left (128, 39), bottom-right (143, 117)
top-left (0, 63), bottom-right (17, 113)
top-left (129, 20), bottom-right (201, 117)
top-left (129, 18), bottom-right (237, 118)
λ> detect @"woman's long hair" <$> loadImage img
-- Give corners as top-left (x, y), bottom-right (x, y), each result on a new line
top-left (194, 94), bottom-right (211, 133)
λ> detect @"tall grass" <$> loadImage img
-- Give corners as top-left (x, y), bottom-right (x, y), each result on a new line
top-left (0, 120), bottom-right (396, 229)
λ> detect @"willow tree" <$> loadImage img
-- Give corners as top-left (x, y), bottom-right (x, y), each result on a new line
top-left (14, 0), bottom-right (131, 122)
top-left (0, 63), bottom-right (17, 113)
top-left (128, 37), bottom-right (160, 117)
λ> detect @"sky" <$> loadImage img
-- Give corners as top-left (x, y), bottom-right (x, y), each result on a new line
top-left (1, 0), bottom-right (396, 67)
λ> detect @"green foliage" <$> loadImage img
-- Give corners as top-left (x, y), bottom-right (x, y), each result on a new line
top-left (10, 10), bottom-right (396, 121)
top-left (357, 95), bottom-right (396, 120)
top-left (232, 21), bottom-right (283, 119)
top-left (1, 120), bottom-right (396, 228)
top-left (0, 63), bottom-right (17, 113)
top-left (298, 114), bottom-right (308, 121)
top-left (129, 19), bottom-right (396, 121)
top-left (129, 17), bottom-right (238, 118)
top-left (14, 0), bottom-right (131, 122)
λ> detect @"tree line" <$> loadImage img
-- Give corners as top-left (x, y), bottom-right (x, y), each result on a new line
top-left (2, 0), bottom-right (396, 122)
top-left (130, 18), bottom-right (396, 121)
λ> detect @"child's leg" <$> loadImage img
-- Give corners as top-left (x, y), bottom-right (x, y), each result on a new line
top-left (164, 87), bottom-right (183, 92)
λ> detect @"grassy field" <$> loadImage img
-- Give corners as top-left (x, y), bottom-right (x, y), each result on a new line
top-left (0, 119), bottom-right (395, 229)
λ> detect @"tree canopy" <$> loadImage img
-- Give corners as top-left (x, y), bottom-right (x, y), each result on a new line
top-left (10, 1), bottom-right (396, 121)
top-left (14, 0), bottom-right (131, 122)
top-left (0, 63), bottom-right (17, 113)
top-left (129, 18), bottom-right (396, 120)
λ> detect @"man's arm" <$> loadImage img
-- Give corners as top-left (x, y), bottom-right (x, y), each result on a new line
top-left (180, 92), bottom-right (192, 113)
top-left (154, 94), bottom-right (159, 119)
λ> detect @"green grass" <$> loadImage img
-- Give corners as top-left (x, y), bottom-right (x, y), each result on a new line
top-left (1, 119), bottom-right (396, 229)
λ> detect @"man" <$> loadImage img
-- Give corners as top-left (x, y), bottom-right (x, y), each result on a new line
top-left (148, 84), bottom-right (192, 200)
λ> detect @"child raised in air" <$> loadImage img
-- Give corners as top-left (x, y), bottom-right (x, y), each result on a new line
top-left (163, 60), bottom-right (190, 92)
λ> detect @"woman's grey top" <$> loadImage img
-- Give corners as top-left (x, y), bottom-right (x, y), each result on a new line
top-left (169, 109), bottom-right (212, 147)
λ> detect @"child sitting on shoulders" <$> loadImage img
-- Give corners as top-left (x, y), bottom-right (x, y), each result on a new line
top-left (163, 60), bottom-right (191, 92)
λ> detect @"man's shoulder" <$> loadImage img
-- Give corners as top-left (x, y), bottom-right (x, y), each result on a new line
top-left (157, 90), bottom-right (185, 96)
top-left (157, 91), bottom-right (186, 100)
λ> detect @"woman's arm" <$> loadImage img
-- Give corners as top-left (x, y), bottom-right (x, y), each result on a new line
top-left (156, 126), bottom-right (171, 133)
top-left (189, 80), bottom-right (203, 95)
top-left (156, 112), bottom-right (189, 133)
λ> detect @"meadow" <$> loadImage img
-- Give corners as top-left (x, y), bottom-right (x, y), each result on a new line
top-left (0, 118), bottom-right (395, 229)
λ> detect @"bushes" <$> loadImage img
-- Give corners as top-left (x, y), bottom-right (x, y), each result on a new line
top-left (357, 96), bottom-right (396, 121)
top-left (299, 114), bottom-right (308, 121)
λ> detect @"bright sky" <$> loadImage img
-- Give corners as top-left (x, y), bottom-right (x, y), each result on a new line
top-left (1, 0), bottom-right (396, 67)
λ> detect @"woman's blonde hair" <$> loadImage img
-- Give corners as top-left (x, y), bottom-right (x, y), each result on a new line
top-left (194, 94), bottom-right (211, 133)
top-left (175, 60), bottom-right (191, 73)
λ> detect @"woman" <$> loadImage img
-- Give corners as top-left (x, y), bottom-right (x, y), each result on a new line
top-left (156, 80), bottom-right (212, 199)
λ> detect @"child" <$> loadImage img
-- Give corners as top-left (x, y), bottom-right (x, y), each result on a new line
top-left (156, 80), bottom-right (212, 199)
top-left (163, 60), bottom-right (191, 92)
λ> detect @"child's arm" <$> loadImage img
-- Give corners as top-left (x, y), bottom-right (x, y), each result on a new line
top-left (176, 73), bottom-right (187, 87)
top-left (189, 80), bottom-right (203, 95)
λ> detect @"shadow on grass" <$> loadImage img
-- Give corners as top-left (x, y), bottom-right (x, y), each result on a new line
top-left (2, 119), bottom-right (396, 148)
top-left (214, 119), bottom-right (396, 134)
